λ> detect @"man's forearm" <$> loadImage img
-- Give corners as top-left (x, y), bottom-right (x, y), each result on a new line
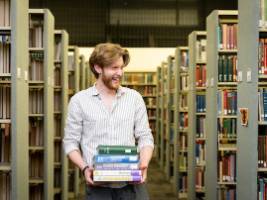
top-left (139, 146), bottom-right (154, 167)
top-left (68, 150), bottom-right (87, 170)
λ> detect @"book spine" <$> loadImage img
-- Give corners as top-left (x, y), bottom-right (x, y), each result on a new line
top-left (93, 175), bottom-right (141, 182)
top-left (93, 170), bottom-right (141, 176)
top-left (94, 155), bottom-right (139, 163)
top-left (94, 163), bottom-right (139, 170)
top-left (98, 148), bottom-right (137, 155)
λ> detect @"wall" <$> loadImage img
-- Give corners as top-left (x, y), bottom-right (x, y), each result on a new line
top-left (79, 47), bottom-right (175, 72)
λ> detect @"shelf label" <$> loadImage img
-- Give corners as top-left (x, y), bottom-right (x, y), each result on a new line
top-left (17, 68), bottom-right (21, 79)
top-left (239, 107), bottom-right (248, 127)
top-left (24, 70), bottom-right (28, 81)
top-left (210, 78), bottom-right (214, 87)
top-left (247, 69), bottom-right (251, 82)
top-left (238, 71), bottom-right (242, 82)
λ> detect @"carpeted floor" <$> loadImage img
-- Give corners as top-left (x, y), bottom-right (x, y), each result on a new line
top-left (146, 159), bottom-right (177, 200)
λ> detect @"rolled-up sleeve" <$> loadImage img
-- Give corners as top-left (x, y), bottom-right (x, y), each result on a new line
top-left (134, 92), bottom-right (154, 151)
top-left (63, 96), bottom-right (83, 155)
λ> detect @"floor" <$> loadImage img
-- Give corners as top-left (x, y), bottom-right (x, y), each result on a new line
top-left (146, 159), bottom-right (177, 200)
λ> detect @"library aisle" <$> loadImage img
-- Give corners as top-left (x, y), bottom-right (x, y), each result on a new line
top-left (146, 159), bottom-right (177, 200)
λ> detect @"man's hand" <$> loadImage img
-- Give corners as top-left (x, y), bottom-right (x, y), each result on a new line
top-left (139, 162), bottom-right (148, 183)
top-left (84, 167), bottom-right (94, 185)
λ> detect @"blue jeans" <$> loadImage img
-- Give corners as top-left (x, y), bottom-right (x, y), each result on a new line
top-left (85, 184), bottom-right (149, 200)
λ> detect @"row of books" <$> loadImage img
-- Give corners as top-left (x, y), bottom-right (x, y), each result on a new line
top-left (196, 94), bottom-right (206, 113)
top-left (129, 86), bottom-right (156, 96)
top-left (196, 116), bottom-right (206, 138)
top-left (54, 169), bottom-right (61, 188)
top-left (54, 41), bottom-right (62, 61)
top-left (29, 19), bottom-right (43, 48)
top-left (147, 109), bottom-right (156, 118)
top-left (144, 97), bottom-right (156, 107)
top-left (0, 172), bottom-right (10, 200)
top-left (29, 60), bottom-right (43, 81)
top-left (217, 90), bottom-right (237, 116)
top-left (196, 64), bottom-right (206, 87)
top-left (29, 120), bottom-right (43, 146)
top-left (179, 153), bottom-right (188, 171)
top-left (195, 168), bottom-right (205, 190)
top-left (0, 124), bottom-right (10, 163)
top-left (29, 89), bottom-right (44, 114)
top-left (54, 142), bottom-right (61, 163)
top-left (218, 188), bottom-right (236, 200)
top-left (259, 0), bottom-right (267, 27)
top-left (258, 135), bottom-right (267, 168)
top-left (218, 24), bottom-right (238, 50)
top-left (179, 175), bottom-right (188, 194)
top-left (196, 38), bottom-right (207, 62)
top-left (218, 55), bottom-right (238, 82)
top-left (218, 118), bottom-right (237, 139)
top-left (122, 73), bottom-right (156, 84)
top-left (29, 153), bottom-right (44, 179)
top-left (29, 186), bottom-right (43, 200)
top-left (0, 40), bottom-right (10, 74)
top-left (0, 86), bottom-right (10, 119)
top-left (54, 91), bottom-right (61, 112)
top-left (179, 113), bottom-right (188, 129)
top-left (218, 153), bottom-right (236, 183)
top-left (259, 88), bottom-right (267, 122)
top-left (195, 141), bottom-right (205, 165)
top-left (180, 75), bottom-right (189, 91)
top-left (179, 94), bottom-right (188, 108)
top-left (68, 74), bottom-right (75, 90)
top-left (0, 0), bottom-right (10, 27)
top-left (54, 67), bottom-right (61, 86)
top-left (258, 38), bottom-right (267, 75)
top-left (54, 117), bottom-right (61, 137)
top-left (180, 51), bottom-right (189, 68)
top-left (179, 134), bottom-right (188, 151)
top-left (258, 176), bottom-right (267, 200)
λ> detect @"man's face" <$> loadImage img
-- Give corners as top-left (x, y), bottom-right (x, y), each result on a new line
top-left (100, 56), bottom-right (124, 90)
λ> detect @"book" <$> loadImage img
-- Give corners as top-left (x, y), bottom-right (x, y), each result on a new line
top-left (94, 155), bottom-right (139, 163)
top-left (93, 170), bottom-right (141, 176)
top-left (97, 145), bottom-right (137, 155)
top-left (93, 175), bottom-right (141, 182)
top-left (94, 163), bottom-right (139, 170)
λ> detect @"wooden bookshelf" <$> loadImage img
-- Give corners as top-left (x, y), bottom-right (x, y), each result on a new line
top-left (79, 55), bottom-right (86, 91)
top-left (28, 9), bottom-right (55, 200)
top-left (165, 56), bottom-right (175, 181)
top-left (159, 62), bottom-right (168, 171)
top-left (54, 29), bottom-right (69, 200)
top-left (206, 10), bottom-right (238, 200)
top-left (0, 0), bottom-right (29, 199)
top-left (67, 46), bottom-right (80, 199)
top-left (156, 66), bottom-right (162, 162)
top-left (188, 31), bottom-right (207, 200)
top-left (173, 46), bottom-right (189, 199)
top-left (122, 71), bottom-right (157, 140)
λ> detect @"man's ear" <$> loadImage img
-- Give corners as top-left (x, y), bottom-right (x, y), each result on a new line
top-left (94, 64), bottom-right (102, 74)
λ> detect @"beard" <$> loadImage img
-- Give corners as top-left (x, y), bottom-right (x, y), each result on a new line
top-left (101, 73), bottom-right (121, 90)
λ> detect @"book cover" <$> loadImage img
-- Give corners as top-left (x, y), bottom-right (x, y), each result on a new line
top-left (97, 145), bottom-right (137, 155)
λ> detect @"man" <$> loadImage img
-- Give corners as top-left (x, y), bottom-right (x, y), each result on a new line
top-left (63, 43), bottom-right (154, 200)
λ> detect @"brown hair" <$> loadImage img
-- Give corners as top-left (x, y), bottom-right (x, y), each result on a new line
top-left (89, 43), bottom-right (130, 78)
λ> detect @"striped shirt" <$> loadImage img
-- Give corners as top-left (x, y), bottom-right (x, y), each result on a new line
top-left (63, 84), bottom-right (154, 168)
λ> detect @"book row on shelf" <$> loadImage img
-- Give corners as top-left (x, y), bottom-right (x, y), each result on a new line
top-left (155, 2), bottom-right (267, 200)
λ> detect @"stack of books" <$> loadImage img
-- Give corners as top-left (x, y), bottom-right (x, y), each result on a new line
top-left (93, 145), bottom-right (142, 182)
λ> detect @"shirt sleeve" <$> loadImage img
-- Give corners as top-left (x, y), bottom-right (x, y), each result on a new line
top-left (63, 95), bottom-right (83, 155)
top-left (134, 92), bottom-right (155, 151)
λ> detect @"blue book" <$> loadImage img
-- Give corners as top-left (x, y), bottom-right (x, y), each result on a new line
top-left (94, 155), bottom-right (139, 163)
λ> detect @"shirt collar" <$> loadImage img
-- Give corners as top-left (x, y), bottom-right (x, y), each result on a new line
top-left (89, 83), bottom-right (126, 97)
